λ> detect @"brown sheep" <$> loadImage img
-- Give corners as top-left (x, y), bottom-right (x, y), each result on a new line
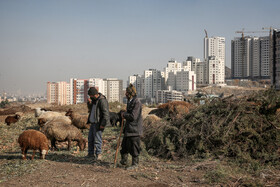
top-left (65, 109), bottom-right (90, 131)
top-left (18, 130), bottom-right (49, 160)
top-left (5, 114), bottom-right (21, 126)
top-left (42, 120), bottom-right (86, 151)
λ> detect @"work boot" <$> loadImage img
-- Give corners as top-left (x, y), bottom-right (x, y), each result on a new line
top-left (126, 156), bottom-right (139, 170)
top-left (120, 154), bottom-right (128, 166)
top-left (96, 154), bottom-right (102, 161)
top-left (85, 153), bottom-right (95, 159)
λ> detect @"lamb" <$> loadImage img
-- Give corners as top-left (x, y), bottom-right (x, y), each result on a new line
top-left (18, 129), bottom-right (49, 160)
top-left (5, 114), bottom-right (21, 126)
top-left (37, 111), bottom-right (65, 127)
top-left (65, 109), bottom-right (90, 131)
top-left (42, 119), bottom-right (86, 151)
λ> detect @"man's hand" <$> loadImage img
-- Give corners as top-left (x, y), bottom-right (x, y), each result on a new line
top-left (99, 125), bottom-right (105, 130)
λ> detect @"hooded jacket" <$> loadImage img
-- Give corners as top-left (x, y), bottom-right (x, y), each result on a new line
top-left (87, 93), bottom-right (110, 131)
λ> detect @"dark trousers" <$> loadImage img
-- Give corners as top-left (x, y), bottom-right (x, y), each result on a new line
top-left (120, 136), bottom-right (141, 157)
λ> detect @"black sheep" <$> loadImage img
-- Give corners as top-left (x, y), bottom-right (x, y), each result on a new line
top-left (109, 112), bottom-right (120, 127)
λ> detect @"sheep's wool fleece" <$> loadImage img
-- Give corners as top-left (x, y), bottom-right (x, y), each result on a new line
top-left (43, 122), bottom-right (82, 141)
top-left (18, 130), bottom-right (49, 150)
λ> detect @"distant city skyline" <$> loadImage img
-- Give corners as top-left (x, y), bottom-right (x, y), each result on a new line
top-left (0, 0), bottom-right (279, 95)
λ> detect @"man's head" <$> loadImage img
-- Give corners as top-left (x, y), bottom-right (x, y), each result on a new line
top-left (125, 83), bottom-right (136, 100)
top-left (88, 87), bottom-right (99, 100)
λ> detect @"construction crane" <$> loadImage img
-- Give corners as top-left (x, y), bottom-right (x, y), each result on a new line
top-left (204, 29), bottom-right (208, 38)
top-left (235, 30), bottom-right (268, 39)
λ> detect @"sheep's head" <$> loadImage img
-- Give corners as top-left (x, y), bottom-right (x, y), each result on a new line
top-left (65, 109), bottom-right (73, 118)
top-left (38, 118), bottom-right (47, 127)
top-left (78, 138), bottom-right (86, 151)
top-left (15, 114), bottom-right (21, 119)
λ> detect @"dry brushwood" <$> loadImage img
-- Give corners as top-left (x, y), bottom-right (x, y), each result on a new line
top-left (143, 89), bottom-right (280, 165)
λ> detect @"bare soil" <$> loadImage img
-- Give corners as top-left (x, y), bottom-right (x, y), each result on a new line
top-left (0, 156), bottom-right (215, 187)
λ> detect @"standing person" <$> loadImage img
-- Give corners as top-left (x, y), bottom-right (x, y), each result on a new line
top-left (87, 87), bottom-right (110, 160)
top-left (120, 84), bottom-right (143, 169)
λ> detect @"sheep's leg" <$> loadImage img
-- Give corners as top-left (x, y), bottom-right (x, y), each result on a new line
top-left (67, 139), bottom-right (71, 151)
top-left (21, 148), bottom-right (27, 160)
top-left (31, 150), bottom-right (36, 160)
top-left (51, 139), bottom-right (58, 151)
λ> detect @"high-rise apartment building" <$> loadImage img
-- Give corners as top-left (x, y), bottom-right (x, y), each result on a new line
top-left (187, 56), bottom-right (201, 72)
top-left (163, 59), bottom-right (182, 83)
top-left (204, 37), bottom-right (225, 62)
top-left (104, 78), bottom-right (123, 103)
top-left (195, 62), bottom-right (207, 84)
top-left (260, 36), bottom-right (271, 78)
top-left (176, 70), bottom-right (196, 91)
top-left (47, 78), bottom-right (123, 105)
top-left (143, 69), bottom-right (163, 99)
top-left (70, 78), bottom-right (89, 104)
top-left (231, 36), bottom-right (270, 79)
top-left (128, 74), bottom-right (142, 97)
top-left (47, 82), bottom-right (57, 104)
top-left (272, 30), bottom-right (280, 89)
top-left (47, 81), bottom-right (70, 105)
top-left (208, 56), bottom-right (225, 84)
top-left (204, 36), bottom-right (225, 84)
top-left (88, 78), bottom-right (105, 94)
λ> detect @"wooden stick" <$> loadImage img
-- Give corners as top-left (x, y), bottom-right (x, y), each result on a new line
top-left (114, 118), bottom-right (124, 168)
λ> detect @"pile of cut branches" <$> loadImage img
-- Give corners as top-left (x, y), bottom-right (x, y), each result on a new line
top-left (143, 89), bottom-right (280, 165)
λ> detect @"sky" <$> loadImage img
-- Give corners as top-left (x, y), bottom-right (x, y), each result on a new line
top-left (0, 0), bottom-right (279, 96)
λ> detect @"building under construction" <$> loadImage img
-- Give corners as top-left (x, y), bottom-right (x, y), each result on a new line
top-left (271, 30), bottom-right (280, 90)
top-left (231, 34), bottom-right (270, 80)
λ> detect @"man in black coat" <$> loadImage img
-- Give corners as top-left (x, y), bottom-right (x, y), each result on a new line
top-left (120, 84), bottom-right (143, 169)
top-left (87, 87), bottom-right (110, 160)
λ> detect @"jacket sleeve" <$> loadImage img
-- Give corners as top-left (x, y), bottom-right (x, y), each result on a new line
top-left (87, 101), bottom-right (92, 124)
top-left (124, 99), bottom-right (141, 122)
top-left (99, 98), bottom-right (110, 127)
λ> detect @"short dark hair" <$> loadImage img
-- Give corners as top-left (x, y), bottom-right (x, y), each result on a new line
top-left (88, 87), bottom-right (98, 95)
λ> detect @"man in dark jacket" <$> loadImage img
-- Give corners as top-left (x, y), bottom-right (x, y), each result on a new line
top-left (87, 87), bottom-right (110, 160)
top-left (120, 84), bottom-right (143, 169)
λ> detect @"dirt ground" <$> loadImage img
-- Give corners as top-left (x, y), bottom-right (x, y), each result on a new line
top-left (0, 156), bottom-right (214, 187)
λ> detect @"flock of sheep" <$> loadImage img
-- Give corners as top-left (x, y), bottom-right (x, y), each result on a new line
top-left (4, 107), bottom-right (122, 160)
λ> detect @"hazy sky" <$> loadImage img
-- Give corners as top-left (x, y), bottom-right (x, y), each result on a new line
top-left (0, 0), bottom-right (279, 96)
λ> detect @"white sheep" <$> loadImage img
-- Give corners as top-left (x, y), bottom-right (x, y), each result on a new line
top-left (37, 111), bottom-right (65, 128)
top-left (35, 108), bottom-right (46, 117)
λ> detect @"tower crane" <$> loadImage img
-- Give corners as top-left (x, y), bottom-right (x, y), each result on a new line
top-left (204, 29), bottom-right (208, 38)
top-left (235, 30), bottom-right (268, 39)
